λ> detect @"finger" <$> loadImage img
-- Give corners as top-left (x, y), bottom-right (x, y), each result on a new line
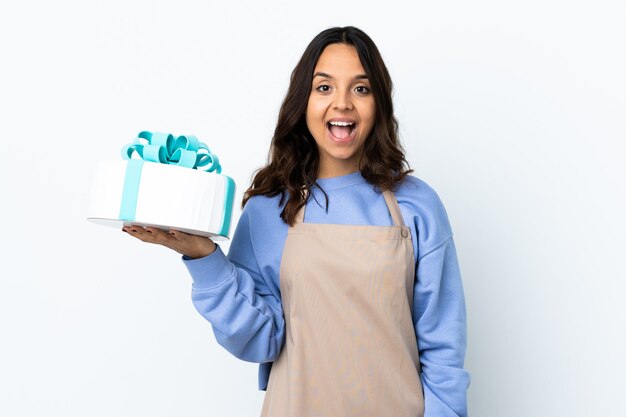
top-left (122, 225), bottom-right (143, 239)
top-left (145, 227), bottom-right (174, 243)
top-left (126, 225), bottom-right (166, 244)
top-left (124, 225), bottom-right (151, 241)
top-left (168, 229), bottom-right (192, 240)
top-left (148, 228), bottom-right (191, 254)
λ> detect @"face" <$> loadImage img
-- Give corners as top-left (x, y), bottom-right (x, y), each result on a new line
top-left (306, 43), bottom-right (376, 178)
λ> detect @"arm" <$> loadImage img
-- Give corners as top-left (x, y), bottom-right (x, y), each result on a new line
top-left (182, 204), bottom-right (286, 363)
top-left (414, 235), bottom-right (471, 417)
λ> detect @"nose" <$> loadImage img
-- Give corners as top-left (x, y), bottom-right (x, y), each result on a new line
top-left (332, 88), bottom-right (353, 110)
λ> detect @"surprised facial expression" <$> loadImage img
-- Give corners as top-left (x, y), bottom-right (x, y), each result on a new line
top-left (306, 43), bottom-right (376, 178)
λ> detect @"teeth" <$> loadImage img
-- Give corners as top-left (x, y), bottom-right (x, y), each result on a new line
top-left (329, 121), bottom-right (354, 126)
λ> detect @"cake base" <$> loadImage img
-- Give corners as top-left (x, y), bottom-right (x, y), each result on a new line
top-left (87, 217), bottom-right (230, 240)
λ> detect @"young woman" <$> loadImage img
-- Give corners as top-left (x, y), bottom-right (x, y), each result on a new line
top-left (123, 26), bottom-right (471, 417)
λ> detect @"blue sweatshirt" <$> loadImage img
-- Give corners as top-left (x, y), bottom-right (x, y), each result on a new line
top-left (182, 170), bottom-right (471, 417)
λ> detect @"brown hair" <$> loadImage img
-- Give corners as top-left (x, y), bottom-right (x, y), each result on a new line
top-left (242, 26), bottom-right (413, 226)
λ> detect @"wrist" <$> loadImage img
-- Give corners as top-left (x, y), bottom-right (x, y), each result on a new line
top-left (184, 239), bottom-right (217, 259)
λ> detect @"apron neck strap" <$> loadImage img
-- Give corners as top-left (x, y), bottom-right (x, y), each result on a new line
top-left (382, 189), bottom-right (405, 227)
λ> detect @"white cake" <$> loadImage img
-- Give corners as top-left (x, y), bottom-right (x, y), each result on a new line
top-left (87, 132), bottom-right (236, 239)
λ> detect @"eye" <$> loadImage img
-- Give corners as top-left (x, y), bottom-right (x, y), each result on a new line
top-left (316, 84), bottom-right (331, 92)
top-left (355, 85), bottom-right (370, 94)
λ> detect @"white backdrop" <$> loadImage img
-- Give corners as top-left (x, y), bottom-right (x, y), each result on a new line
top-left (1, 1), bottom-right (624, 416)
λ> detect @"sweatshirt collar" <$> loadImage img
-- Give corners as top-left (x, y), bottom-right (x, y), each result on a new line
top-left (314, 170), bottom-right (366, 190)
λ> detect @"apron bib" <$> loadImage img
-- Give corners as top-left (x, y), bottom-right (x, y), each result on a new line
top-left (261, 189), bottom-right (424, 417)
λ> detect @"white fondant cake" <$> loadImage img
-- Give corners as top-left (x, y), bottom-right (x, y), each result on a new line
top-left (87, 132), bottom-right (236, 239)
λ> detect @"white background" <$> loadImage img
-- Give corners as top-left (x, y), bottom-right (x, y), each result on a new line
top-left (1, 1), bottom-right (624, 416)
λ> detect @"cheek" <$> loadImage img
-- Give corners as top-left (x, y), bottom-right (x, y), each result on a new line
top-left (306, 102), bottom-right (326, 129)
top-left (366, 100), bottom-right (376, 122)
top-left (362, 104), bottom-right (376, 131)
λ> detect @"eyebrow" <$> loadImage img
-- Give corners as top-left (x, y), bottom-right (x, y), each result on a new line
top-left (313, 72), bottom-right (368, 80)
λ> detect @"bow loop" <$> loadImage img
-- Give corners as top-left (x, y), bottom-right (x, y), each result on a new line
top-left (122, 131), bottom-right (222, 173)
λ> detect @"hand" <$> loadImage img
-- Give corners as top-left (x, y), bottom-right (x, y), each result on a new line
top-left (122, 226), bottom-right (217, 259)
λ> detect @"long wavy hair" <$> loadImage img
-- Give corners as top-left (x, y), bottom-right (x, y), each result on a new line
top-left (242, 26), bottom-right (413, 226)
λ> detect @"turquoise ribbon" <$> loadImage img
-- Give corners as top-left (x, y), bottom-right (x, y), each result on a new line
top-left (121, 131), bottom-right (222, 173)
top-left (119, 159), bottom-right (144, 221)
top-left (219, 176), bottom-right (236, 237)
top-left (119, 131), bottom-right (230, 231)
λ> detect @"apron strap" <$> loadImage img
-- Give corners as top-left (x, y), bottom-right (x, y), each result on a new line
top-left (382, 189), bottom-right (405, 227)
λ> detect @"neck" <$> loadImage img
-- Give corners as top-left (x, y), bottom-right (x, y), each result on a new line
top-left (317, 161), bottom-right (361, 179)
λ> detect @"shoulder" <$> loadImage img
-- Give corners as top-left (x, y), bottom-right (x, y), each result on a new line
top-left (393, 174), bottom-right (454, 250)
top-left (237, 193), bottom-right (289, 242)
top-left (229, 193), bottom-right (288, 260)
top-left (394, 175), bottom-right (446, 210)
top-left (241, 193), bottom-right (285, 222)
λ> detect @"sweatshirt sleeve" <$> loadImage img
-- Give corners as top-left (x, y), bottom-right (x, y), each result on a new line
top-left (182, 201), bottom-right (286, 364)
top-left (414, 235), bottom-right (471, 417)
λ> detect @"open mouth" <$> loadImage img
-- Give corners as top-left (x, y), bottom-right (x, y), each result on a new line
top-left (326, 120), bottom-right (357, 141)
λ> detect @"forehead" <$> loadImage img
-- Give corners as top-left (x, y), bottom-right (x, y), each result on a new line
top-left (314, 43), bottom-right (366, 75)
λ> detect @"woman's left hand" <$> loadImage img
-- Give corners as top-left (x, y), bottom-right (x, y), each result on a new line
top-left (121, 226), bottom-right (217, 259)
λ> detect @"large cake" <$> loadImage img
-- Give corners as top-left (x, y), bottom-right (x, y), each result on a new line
top-left (87, 131), bottom-right (236, 239)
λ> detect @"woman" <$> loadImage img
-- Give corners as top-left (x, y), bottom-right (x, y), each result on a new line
top-left (123, 26), bottom-right (471, 417)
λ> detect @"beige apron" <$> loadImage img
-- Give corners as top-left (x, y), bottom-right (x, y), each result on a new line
top-left (260, 189), bottom-right (424, 417)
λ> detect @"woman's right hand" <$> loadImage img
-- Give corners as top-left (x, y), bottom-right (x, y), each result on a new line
top-left (122, 226), bottom-right (217, 259)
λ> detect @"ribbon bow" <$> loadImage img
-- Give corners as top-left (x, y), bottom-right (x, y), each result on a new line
top-left (122, 131), bottom-right (222, 174)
